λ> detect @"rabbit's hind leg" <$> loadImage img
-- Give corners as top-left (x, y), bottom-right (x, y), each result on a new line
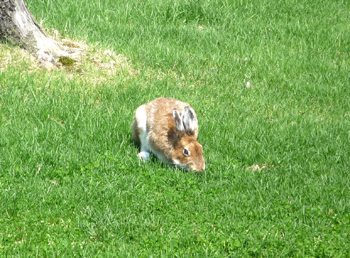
top-left (133, 105), bottom-right (151, 161)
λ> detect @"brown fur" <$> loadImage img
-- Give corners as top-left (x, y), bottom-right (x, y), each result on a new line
top-left (132, 98), bottom-right (205, 172)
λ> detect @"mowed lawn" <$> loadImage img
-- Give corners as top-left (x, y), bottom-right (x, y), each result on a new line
top-left (1, 0), bottom-right (350, 256)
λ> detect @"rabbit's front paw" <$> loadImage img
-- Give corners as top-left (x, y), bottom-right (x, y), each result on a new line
top-left (138, 151), bottom-right (150, 161)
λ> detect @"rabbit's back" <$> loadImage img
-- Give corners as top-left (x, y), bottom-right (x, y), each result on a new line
top-left (146, 98), bottom-right (198, 138)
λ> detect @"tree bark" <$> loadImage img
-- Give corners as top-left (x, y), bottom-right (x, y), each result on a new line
top-left (0, 0), bottom-right (70, 68)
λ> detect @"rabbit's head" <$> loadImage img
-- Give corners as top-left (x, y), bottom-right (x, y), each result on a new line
top-left (170, 106), bottom-right (205, 172)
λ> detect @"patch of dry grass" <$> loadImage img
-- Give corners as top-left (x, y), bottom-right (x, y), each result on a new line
top-left (0, 31), bottom-right (137, 87)
top-left (0, 44), bottom-right (36, 72)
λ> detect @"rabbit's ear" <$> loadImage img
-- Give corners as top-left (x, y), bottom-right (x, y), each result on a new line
top-left (182, 106), bottom-right (196, 133)
top-left (173, 109), bottom-right (184, 132)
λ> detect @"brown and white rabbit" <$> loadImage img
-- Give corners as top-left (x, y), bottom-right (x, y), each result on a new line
top-left (132, 97), bottom-right (205, 172)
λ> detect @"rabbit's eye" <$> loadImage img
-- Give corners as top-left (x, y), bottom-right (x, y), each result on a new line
top-left (183, 147), bottom-right (191, 157)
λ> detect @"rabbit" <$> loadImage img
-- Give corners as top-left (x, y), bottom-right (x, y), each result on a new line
top-left (132, 97), bottom-right (205, 172)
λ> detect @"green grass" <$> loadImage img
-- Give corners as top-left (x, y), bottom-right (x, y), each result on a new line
top-left (1, 0), bottom-right (350, 256)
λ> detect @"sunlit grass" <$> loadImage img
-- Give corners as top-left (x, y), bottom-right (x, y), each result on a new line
top-left (1, 0), bottom-right (350, 256)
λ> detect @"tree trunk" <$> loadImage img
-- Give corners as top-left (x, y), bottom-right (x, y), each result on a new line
top-left (0, 0), bottom-right (70, 68)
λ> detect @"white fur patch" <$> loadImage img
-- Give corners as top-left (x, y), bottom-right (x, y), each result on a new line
top-left (135, 106), bottom-right (147, 133)
top-left (135, 106), bottom-right (151, 158)
top-left (173, 159), bottom-right (181, 166)
top-left (172, 159), bottom-right (189, 170)
top-left (138, 151), bottom-right (150, 161)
